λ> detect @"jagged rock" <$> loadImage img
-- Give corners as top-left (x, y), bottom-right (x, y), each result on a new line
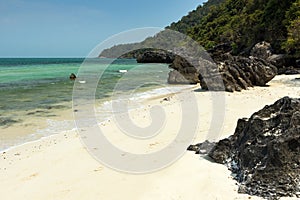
top-left (166, 46), bottom-right (216, 85)
top-left (168, 55), bottom-right (208, 84)
top-left (207, 97), bottom-right (300, 199)
top-left (135, 42), bottom-right (277, 90)
top-left (136, 50), bottom-right (175, 63)
top-left (187, 140), bottom-right (216, 154)
top-left (167, 70), bottom-right (196, 84)
top-left (296, 60), bottom-right (300, 68)
top-left (167, 43), bottom-right (277, 91)
top-left (250, 41), bottom-right (273, 60)
top-left (199, 54), bottom-right (277, 92)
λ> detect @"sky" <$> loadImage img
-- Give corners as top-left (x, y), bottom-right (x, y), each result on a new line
top-left (0, 0), bottom-right (205, 57)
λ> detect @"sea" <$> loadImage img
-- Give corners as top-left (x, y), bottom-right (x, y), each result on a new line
top-left (0, 58), bottom-right (193, 151)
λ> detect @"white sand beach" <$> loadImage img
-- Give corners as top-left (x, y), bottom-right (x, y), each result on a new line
top-left (0, 75), bottom-right (299, 200)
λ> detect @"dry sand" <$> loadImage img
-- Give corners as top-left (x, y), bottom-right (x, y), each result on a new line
top-left (0, 75), bottom-right (299, 200)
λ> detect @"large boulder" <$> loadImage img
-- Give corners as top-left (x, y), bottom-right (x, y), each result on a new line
top-left (199, 53), bottom-right (277, 92)
top-left (167, 47), bottom-right (217, 85)
top-left (168, 45), bottom-right (277, 91)
top-left (168, 55), bottom-right (208, 84)
top-left (250, 41), bottom-right (273, 60)
top-left (167, 70), bottom-right (197, 84)
top-left (206, 97), bottom-right (300, 199)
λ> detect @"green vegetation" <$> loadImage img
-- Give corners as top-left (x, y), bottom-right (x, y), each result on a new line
top-left (100, 0), bottom-right (300, 58)
top-left (167, 0), bottom-right (225, 34)
top-left (184, 0), bottom-right (299, 55)
top-left (283, 0), bottom-right (300, 56)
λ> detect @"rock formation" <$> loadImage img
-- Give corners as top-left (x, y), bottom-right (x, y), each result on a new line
top-left (189, 97), bottom-right (300, 199)
top-left (249, 41), bottom-right (300, 75)
top-left (136, 42), bottom-right (300, 91)
top-left (168, 54), bottom-right (211, 84)
top-left (136, 49), bottom-right (175, 63)
top-left (167, 43), bottom-right (277, 92)
top-left (250, 41), bottom-right (273, 60)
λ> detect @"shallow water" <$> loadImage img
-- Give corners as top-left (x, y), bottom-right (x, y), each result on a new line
top-left (0, 57), bottom-right (190, 150)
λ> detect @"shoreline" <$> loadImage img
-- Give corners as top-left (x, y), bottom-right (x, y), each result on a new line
top-left (0, 75), bottom-right (299, 199)
top-left (0, 83), bottom-right (198, 152)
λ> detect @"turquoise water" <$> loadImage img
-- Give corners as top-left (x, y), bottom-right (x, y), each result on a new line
top-left (0, 58), bottom-right (171, 127)
top-left (0, 58), bottom-right (182, 150)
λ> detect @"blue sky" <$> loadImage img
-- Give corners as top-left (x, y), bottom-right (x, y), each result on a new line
top-left (0, 0), bottom-right (205, 57)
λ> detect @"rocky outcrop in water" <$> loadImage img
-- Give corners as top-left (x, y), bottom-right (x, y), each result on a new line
top-left (70, 73), bottom-right (77, 80)
top-left (189, 97), bottom-right (300, 199)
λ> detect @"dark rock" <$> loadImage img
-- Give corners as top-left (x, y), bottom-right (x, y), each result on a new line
top-left (207, 97), bottom-right (300, 199)
top-left (162, 97), bottom-right (170, 101)
top-left (268, 54), bottom-right (299, 75)
top-left (135, 42), bottom-right (277, 90)
top-left (168, 69), bottom-right (197, 84)
top-left (167, 46), bottom-right (216, 85)
top-left (168, 55), bottom-right (208, 84)
top-left (296, 60), bottom-right (300, 68)
top-left (167, 43), bottom-right (277, 92)
top-left (136, 50), bottom-right (175, 63)
top-left (199, 54), bottom-right (277, 92)
top-left (187, 140), bottom-right (216, 155)
top-left (250, 41), bottom-right (273, 60)
top-left (70, 73), bottom-right (77, 80)
top-left (249, 42), bottom-right (299, 75)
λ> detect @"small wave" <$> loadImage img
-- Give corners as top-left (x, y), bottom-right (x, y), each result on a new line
top-left (95, 84), bottom-right (195, 117)
top-left (36, 119), bottom-right (76, 137)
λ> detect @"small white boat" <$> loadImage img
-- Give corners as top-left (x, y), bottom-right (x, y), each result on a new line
top-left (118, 70), bottom-right (127, 73)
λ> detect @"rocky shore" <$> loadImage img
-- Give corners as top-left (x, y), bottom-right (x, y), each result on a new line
top-left (136, 41), bottom-right (299, 92)
top-left (188, 97), bottom-right (300, 199)
top-left (135, 41), bottom-right (300, 199)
